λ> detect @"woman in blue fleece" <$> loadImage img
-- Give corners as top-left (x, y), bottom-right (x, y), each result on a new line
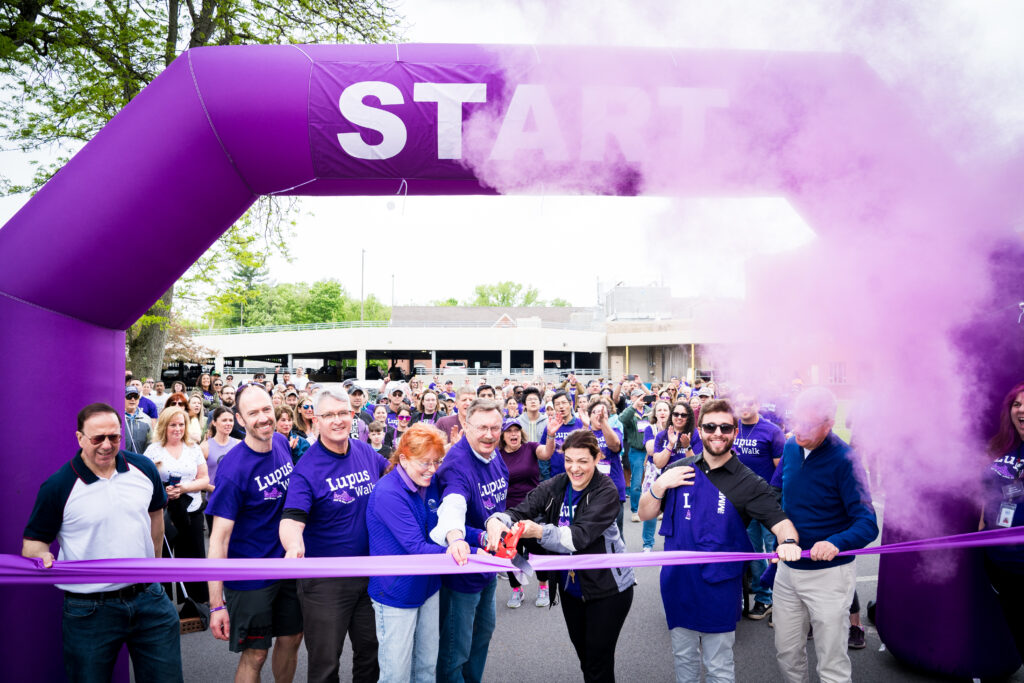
top-left (366, 423), bottom-right (470, 683)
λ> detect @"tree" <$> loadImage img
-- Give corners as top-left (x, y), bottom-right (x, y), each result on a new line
top-left (465, 281), bottom-right (571, 307)
top-left (204, 278), bottom-right (390, 327)
top-left (1, 0), bottom-right (402, 377)
top-left (471, 281), bottom-right (542, 307)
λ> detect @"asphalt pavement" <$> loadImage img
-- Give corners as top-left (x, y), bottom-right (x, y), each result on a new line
top-left (173, 500), bottom-right (1024, 682)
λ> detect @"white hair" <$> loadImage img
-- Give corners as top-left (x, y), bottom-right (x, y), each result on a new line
top-left (794, 386), bottom-right (837, 421)
top-left (314, 387), bottom-right (350, 413)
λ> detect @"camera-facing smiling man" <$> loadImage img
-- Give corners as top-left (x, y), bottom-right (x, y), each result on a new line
top-left (22, 402), bottom-right (182, 682)
top-left (430, 398), bottom-right (508, 682)
top-left (640, 399), bottom-right (800, 683)
top-left (206, 385), bottom-right (303, 683)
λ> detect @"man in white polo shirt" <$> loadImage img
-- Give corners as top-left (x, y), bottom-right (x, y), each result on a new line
top-left (22, 402), bottom-right (182, 682)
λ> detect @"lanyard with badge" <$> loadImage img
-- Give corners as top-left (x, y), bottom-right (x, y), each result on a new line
top-left (996, 448), bottom-right (1024, 528)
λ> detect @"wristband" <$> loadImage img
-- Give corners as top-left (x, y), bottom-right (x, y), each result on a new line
top-left (210, 605), bottom-right (226, 613)
top-left (478, 531), bottom-right (487, 548)
top-left (649, 488), bottom-right (663, 501)
top-left (781, 539), bottom-right (798, 545)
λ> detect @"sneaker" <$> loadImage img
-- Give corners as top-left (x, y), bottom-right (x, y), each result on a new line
top-left (535, 586), bottom-right (550, 608)
top-left (642, 547), bottom-right (652, 552)
top-left (767, 612), bottom-right (773, 628)
top-left (497, 572), bottom-right (508, 581)
top-left (807, 625), bottom-right (814, 640)
top-left (849, 625), bottom-right (866, 649)
top-left (631, 513), bottom-right (641, 523)
top-left (506, 588), bottom-right (524, 609)
top-left (748, 602), bottom-right (772, 620)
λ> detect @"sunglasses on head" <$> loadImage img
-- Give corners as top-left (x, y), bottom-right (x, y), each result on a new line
top-left (700, 422), bottom-right (736, 435)
top-left (85, 433), bottom-right (121, 445)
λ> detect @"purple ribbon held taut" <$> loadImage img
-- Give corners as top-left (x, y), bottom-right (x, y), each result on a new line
top-left (2, 526), bottom-right (1022, 585)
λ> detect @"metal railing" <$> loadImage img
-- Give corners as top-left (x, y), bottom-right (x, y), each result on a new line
top-left (194, 319), bottom-right (603, 336)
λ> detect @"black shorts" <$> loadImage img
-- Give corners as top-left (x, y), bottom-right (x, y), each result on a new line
top-left (224, 580), bottom-right (303, 652)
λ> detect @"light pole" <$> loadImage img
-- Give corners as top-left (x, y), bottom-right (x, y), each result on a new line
top-left (360, 248), bottom-right (365, 323)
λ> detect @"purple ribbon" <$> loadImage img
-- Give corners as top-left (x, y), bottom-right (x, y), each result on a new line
top-left (4, 526), bottom-right (1022, 585)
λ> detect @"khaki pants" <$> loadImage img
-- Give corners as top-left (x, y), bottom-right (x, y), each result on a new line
top-left (773, 562), bottom-right (856, 683)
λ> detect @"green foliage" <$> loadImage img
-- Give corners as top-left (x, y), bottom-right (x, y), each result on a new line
top-left (206, 277), bottom-right (390, 328)
top-left (549, 297), bottom-right (571, 307)
top-left (465, 281), bottom-right (570, 307)
top-left (430, 297), bottom-right (460, 307)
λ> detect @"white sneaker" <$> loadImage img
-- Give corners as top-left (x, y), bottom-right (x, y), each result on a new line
top-left (643, 547), bottom-right (652, 553)
top-left (506, 588), bottom-right (524, 609)
top-left (535, 586), bottom-right (550, 608)
top-left (631, 513), bottom-right (641, 523)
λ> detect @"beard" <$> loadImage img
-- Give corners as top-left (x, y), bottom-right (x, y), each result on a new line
top-left (704, 438), bottom-right (734, 458)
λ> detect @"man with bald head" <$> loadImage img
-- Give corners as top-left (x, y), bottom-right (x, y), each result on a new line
top-left (773, 387), bottom-right (878, 683)
top-left (206, 386), bottom-right (303, 683)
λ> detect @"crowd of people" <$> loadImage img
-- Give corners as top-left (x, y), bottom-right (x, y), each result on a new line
top-left (19, 368), bottom-right (1024, 683)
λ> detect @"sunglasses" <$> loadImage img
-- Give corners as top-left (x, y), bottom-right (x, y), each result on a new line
top-left (672, 411), bottom-right (688, 418)
top-left (85, 433), bottom-right (121, 445)
top-left (301, 404), bottom-right (314, 410)
top-left (700, 422), bottom-right (736, 435)
top-left (168, 401), bottom-right (186, 407)
top-left (397, 415), bottom-right (412, 421)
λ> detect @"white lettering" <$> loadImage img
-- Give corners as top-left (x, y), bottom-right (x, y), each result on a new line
top-left (413, 82), bottom-right (487, 159)
top-left (657, 87), bottom-right (730, 157)
top-left (580, 86), bottom-right (651, 161)
top-left (682, 492), bottom-right (691, 509)
top-left (337, 81), bottom-right (407, 160)
top-left (489, 84), bottom-right (569, 161)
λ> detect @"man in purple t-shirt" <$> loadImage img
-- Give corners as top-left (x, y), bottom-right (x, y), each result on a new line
top-left (734, 389), bottom-right (786, 619)
top-left (280, 388), bottom-right (388, 682)
top-left (429, 399), bottom-right (507, 682)
top-left (436, 386), bottom-right (475, 446)
top-left (206, 386), bottom-right (303, 683)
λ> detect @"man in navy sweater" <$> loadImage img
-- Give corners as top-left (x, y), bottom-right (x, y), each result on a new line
top-left (773, 387), bottom-right (877, 683)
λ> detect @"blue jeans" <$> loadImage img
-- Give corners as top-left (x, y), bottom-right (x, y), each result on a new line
top-left (628, 447), bottom-right (646, 513)
top-left (374, 592), bottom-right (439, 683)
top-left (746, 520), bottom-right (776, 606)
top-left (437, 579), bottom-right (496, 683)
top-left (62, 582), bottom-right (182, 683)
top-left (643, 517), bottom-right (658, 550)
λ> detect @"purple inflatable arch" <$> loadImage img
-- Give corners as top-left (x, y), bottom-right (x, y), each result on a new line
top-left (0, 44), bottom-right (1018, 680)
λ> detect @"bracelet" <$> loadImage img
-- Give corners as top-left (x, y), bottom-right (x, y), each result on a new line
top-left (210, 605), bottom-right (226, 613)
top-left (649, 488), bottom-right (663, 500)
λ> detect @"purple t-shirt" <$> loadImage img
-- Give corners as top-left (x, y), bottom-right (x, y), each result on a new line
top-left (436, 437), bottom-right (509, 593)
top-left (654, 429), bottom-right (692, 464)
top-left (435, 415), bottom-right (462, 443)
top-left (559, 486), bottom-right (584, 598)
top-left (206, 433), bottom-right (294, 590)
top-left (283, 438), bottom-right (388, 558)
top-left (539, 416), bottom-right (586, 476)
top-left (734, 418), bottom-right (786, 482)
top-left (501, 442), bottom-right (540, 508)
top-left (593, 427), bottom-right (627, 502)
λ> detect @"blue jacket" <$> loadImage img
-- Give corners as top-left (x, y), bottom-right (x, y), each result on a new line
top-left (780, 432), bottom-right (878, 569)
top-left (367, 468), bottom-right (445, 608)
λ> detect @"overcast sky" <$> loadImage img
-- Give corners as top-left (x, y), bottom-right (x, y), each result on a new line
top-left (2, 1), bottom-right (1021, 308)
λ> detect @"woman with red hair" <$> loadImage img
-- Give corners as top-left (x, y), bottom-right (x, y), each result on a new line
top-left (366, 423), bottom-right (470, 683)
top-left (981, 381), bottom-right (1024, 661)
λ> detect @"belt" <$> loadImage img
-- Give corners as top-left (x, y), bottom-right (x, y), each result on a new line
top-left (64, 583), bottom-right (150, 601)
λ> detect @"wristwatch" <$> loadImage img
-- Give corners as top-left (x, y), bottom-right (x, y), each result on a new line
top-left (781, 539), bottom-right (798, 545)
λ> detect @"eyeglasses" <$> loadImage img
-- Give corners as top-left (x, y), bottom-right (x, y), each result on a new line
top-left (411, 459), bottom-right (444, 471)
top-left (84, 433), bottom-right (121, 445)
top-left (672, 412), bottom-right (688, 418)
top-left (700, 422), bottom-right (736, 435)
top-left (317, 410), bottom-right (351, 422)
top-left (397, 415), bottom-right (412, 422)
top-left (467, 422), bottom-right (501, 434)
